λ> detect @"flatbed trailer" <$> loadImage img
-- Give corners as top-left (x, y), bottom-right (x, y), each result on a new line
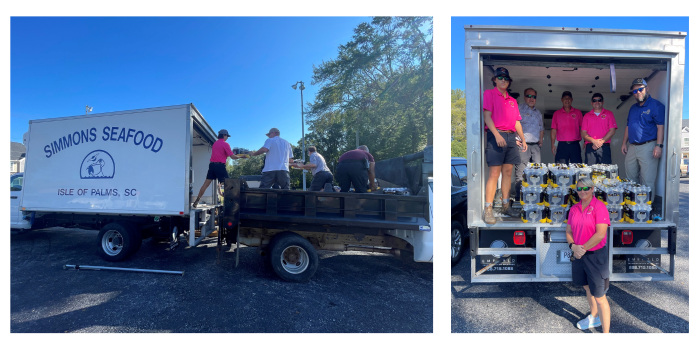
top-left (461, 25), bottom-right (685, 282)
top-left (219, 178), bottom-right (433, 282)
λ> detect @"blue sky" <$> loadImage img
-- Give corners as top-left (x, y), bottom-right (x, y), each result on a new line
top-left (451, 17), bottom-right (690, 119)
top-left (11, 17), bottom-right (372, 149)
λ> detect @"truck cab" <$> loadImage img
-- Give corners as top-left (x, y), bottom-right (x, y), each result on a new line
top-left (10, 172), bottom-right (30, 230)
top-left (451, 157), bottom-right (469, 266)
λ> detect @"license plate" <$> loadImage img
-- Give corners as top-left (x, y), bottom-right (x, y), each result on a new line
top-left (557, 249), bottom-right (573, 263)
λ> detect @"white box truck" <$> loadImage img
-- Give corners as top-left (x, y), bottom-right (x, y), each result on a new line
top-left (11, 104), bottom-right (433, 282)
top-left (457, 26), bottom-right (684, 282)
top-left (12, 104), bottom-right (223, 261)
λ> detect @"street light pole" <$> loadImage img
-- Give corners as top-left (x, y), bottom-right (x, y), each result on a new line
top-left (292, 81), bottom-right (306, 190)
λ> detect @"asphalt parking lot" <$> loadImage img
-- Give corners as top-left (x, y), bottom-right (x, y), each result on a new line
top-left (451, 178), bottom-right (689, 333)
top-left (11, 229), bottom-right (433, 333)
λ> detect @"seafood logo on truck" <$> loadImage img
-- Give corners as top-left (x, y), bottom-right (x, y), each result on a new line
top-left (80, 150), bottom-right (115, 179)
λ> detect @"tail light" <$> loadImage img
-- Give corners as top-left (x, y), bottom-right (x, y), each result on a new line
top-left (513, 231), bottom-right (526, 245)
top-left (622, 230), bottom-right (633, 245)
top-left (227, 221), bottom-right (233, 227)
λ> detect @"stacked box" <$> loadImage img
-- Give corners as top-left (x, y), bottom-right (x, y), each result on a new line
top-left (623, 204), bottom-right (653, 224)
top-left (521, 204), bottom-right (547, 223)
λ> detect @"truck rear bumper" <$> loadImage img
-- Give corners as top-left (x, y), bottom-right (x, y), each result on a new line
top-left (470, 223), bottom-right (676, 283)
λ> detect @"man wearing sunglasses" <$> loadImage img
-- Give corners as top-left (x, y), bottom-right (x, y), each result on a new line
top-left (514, 87), bottom-right (544, 200)
top-left (482, 67), bottom-right (527, 224)
top-left (581, 93), bottom-right (617, 165)
top-left (622, 78), bottom-right (665, 200)
top-left (551, 91), bottom-right (584, 164)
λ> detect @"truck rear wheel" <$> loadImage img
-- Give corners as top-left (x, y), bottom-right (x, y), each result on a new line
top-left (451, 220), bottom-right (465, 267)
top-left (97, 222), bottom-right (136, 261)
top-left (269, 232), bottom-right (318, 282)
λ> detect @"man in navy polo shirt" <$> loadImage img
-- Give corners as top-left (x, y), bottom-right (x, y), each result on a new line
top-left (622, 78), bottom-right (665, 200)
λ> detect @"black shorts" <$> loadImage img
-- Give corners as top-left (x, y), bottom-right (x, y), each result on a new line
top-left (206, 162), bottom-right (228, 183)
top-left (485, 131), bottom-right (521, 167)
top-left (585, 143), bottom-right (612, 165)
top-left (572, 246), bottom-right (610, 298)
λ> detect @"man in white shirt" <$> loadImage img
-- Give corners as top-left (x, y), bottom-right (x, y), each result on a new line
top-left (514, 87), bottom-right (544, 200)
top-left (249, 127), bottom-right (294, 189)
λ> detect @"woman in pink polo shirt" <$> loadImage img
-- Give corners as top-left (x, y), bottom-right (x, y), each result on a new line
top-left (482, 67), bottom-right (527, 224)
top-left (566, 177), bottom-right (611, 333)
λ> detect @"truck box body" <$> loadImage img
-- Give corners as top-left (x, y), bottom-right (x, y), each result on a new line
top-left (21, 104), bottom-right (217, 216)
top-left (462, 26), bottom-right (685, 282)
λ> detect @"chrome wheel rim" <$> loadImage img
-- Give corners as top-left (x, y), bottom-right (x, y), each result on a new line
top-left (452, 228), bottom-right (462, 258)
top-left (102, 230), bottom-right (124, 256)
top-left (280, 245), bottom-right (309, 274)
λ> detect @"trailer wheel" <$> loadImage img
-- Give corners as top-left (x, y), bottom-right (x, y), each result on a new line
top-left (97, 222), bottom-right (136, 261)
top-left (269, 232), bottom-right (318, 282)
top-left (451, 220), bottom-right (466, 267)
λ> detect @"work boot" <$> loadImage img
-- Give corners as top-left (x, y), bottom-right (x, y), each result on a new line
top-left (192, 197), bottom-right (201, 208)
top-left (484, 206), bottom-right (496, 225)
top-left (502, 201), bottom-right (521, 217)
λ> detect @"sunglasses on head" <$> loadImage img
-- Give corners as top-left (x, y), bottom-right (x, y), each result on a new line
top-left (632, 86), bottom-right (646, 94)
top-left (496, 76), bottom-right (510, 81)
top-left (592, 98), bottom-right (603, 102)
top-left (576, 186), bottom-right (592, 192)
top-left (525, 94), bottom-right (537, 99)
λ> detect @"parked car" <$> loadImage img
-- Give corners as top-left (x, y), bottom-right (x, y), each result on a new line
top-left (451, 157), bottom-right (468, 267)
top-left (681, 158), bottom-right (689, 177)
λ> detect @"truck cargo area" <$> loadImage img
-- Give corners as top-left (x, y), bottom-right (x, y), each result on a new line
top-left (463, 26), bottom-right (685, 282)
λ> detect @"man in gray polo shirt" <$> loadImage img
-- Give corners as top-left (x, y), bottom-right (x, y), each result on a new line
top-left (249, 127), bottom-right (294, 189)
top-left (514, 87), bottom-right (544, 200)
top-left (292, 146), bottom-right (334, 191)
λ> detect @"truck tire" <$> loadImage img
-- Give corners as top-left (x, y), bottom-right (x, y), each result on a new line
top-left (123, 222), bottom-right (142, 255)
top-left (268, 232), bottom-right (319, 282)
top-left (451, 220), bottom-right (465, 267)
top-left (96, 222), bottom-right (136, 262)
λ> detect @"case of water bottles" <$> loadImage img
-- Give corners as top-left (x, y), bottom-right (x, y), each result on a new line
top-left (571, 163), bottom-right (592, 183)
top-left (624, 184), bottom-right (652, 205)
top-left (521, 204), bottom-right (547, 223)
top-left (568, 187), bottom-right (580, 204)
top-left (522, 164), bottom-right (549, 188)
top-left (623, 204), bottom-right (652, 224)
top-left (604, 186), bottom-right (624, 205)
top-left (520, 186), bottom-right (544, 205)
top-left (548, 206), bottom-right (569, 224)
top-left (548, 164), bottom-right (575, 188)
top-left (607, 204), bottom-right (624, 222)
top-left (544, 186), bottom-right (568, 207)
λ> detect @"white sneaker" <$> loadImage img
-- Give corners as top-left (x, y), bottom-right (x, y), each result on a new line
top-left (577, 314), bottom-right (601, 330)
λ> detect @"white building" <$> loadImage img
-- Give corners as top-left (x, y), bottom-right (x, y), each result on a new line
top-left (681, 119), bottom-right (689, 159)
top-left (11, 142), bottom-right (26, 174)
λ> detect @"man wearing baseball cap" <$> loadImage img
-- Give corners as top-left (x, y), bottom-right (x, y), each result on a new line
top-left (192, 129), bottom-right (247, 208)
top-left (622, 78), bottom-right (665, 200)
top-left (249, 127), bottom-right (295, 189)
top-left (551, 91), bottom-right (584, 164)
top-left (482, 67), bottom-right (527, 224)
top-left (581, 93), bottom-right (617, 165)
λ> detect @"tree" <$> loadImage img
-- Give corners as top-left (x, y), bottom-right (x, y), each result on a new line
top-left (451, 88), bottom-right (466, 158)
top-left (306, 17), bottom-right (433, 163)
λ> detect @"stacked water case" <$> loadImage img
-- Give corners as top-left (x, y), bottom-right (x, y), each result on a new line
top-left (522, 164), bottom-right (549, 188)
top-left (623, 204), bottom-right (653, 224)
top-left (521, 204), bottom-right (547, 223)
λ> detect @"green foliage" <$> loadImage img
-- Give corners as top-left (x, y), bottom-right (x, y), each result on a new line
top-left (451, 139), bottom-right (467, 159)
top-left (451, 88), bottom-right (467, 157)
top-left (227, 156), bottom-right (264, 179)
top-left (306, 17), bottom-right (433, 162)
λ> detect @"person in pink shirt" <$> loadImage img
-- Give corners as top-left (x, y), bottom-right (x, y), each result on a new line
top-left (582, 93), bottom-right (617, 165)
top-left (192, 129), bottom-right (247, 208)
top-left (566, 177), bottom-right (611, 332)
top-left (482, 67), bottom-right (527, 224)
top-left (551, 91), bottom-right (584, 163)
